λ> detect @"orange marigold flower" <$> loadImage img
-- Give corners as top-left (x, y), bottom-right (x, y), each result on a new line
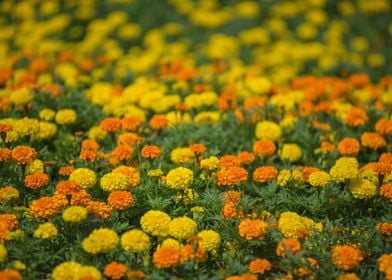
top-left (375, 119), bottom-right (392, 136)
top-left (58, 166), bottom-right (74, 176)
top-left (100, 118), bottom-right (122, 133)
top-left (361, 132), bottom-right (387, 150)
top-left (345, 108), bottom-right (368, 127)
top-left (0, 124), bottom-right (12, 133)
top-left (379, 254), bottom-right (392, 279)
top-left (108, 191), bottom-right (134, 210)
top-left (331, 245), bottom-right (364, 270)
top-left (376, 223), bottom-right (392, 236)
top-left (248, 258), bottom-right (271, 274)
top-left (110, 145), bottom-right (134, 164)
top-left (220, 155), bottom-right (241, 168)
top-left (0, 148), bottom-right (11, 162)
top-left (238, 218), bottom-right (268, 240)
top-left (24, 172), bottom-right (50, 189)
top-left (11, 146), bottom-right (37, 165)
top-left (117, 133), bottom-right (143, 146)
top-left (237, 151), bottom-right (255, 165)
top-left (380, 184), bottom-right (392, 202)
top-left (150, 115), bottom-right (168, 130)
top-left (126, 270), bottom-right (145, 280)
top-left (302, 166), bottom-right (320, 182)
top-left (0, 214), bottom-right (18, 231)
top-left (81, 139), bottom-right (99, 152)
top-left (30, 196), bottom-right (63, 218)
top-left (217, 167), bottom-right (248, 187)
top-left (320, 141), bottom-right (335, 153)
top-left (70, 190), bottom-right (92, 207)
top-left (338, 138), bottom-right (361, 156)
top-left (189, 143), bottom-right (207, 154)
top-left (86, 201), bottom-right (112, 219)
top-left (141, 145), bottom-right (161, 159)
top-left (253, 140), bottom-right (276, 157)
top-left (55, 180), bottom-right (81, 195)
top-left (336, 273), bottom-right (360, 280)
top-left (0, 269), bottom-right (23, 280)
top-left (253, 166), bottom-right (278, 183)
top-left (222, 201), bottom-right (239, 220)
top-left (180, 244), bottom-right (196, 262)
top-left (112, 166), bottom-right (140, 188)
top-left (153, 246), bottom-right (181, 269)
top-left (0, 67), bottom-right (12, 85)
top-left (276, 238), bottom-right (302, 257)
top-left (79, 150), bottom-right (97, 162)
top-left (122, 116), bottom-right (143, 132)
top-left (379, 153), bottom-right (392, 164)
top-left (223, 191), bottom-right (241, 202)
top-left (104, 261), bottom-right (128, 280)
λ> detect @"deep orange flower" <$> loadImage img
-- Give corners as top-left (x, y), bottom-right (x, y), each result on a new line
top-left (376, 223), bottom-right (392, 236)
top-left (0, 148), bottom-right (11, 162)
top-left (58, 166), bottom-right (75, 176)
top-left (222, 201), bottom-right (239, 219)
top-left (86, 201), bottom-right (112, 219)
top-left (0, 67), bottom-right (12, 85)
top-left (0, 124), bottom-right (12, 133)
top-left (320, 141), bottom-right (336, 153)
top-left (24, 172), bottom-right (50, 189)
top-left (237, 151), bottom-right (255, 165)
top-left (79, 150), bottom-right (97, 162)
top-left (345, 108), bottom-right (368, 127)
top-left (331, 245), bottom-right (364, 270)
top-left (117, 133), bottom-right (143, 146)
top-left (220, 155), bottom-right (241, 168)
top-left (70, 190), bottom-right (92, 206)
top-left (141, 145), bottom-right (161, 159)
top-left (238, 218), bottom-right (268, 240)
top-left (380, 184), bottom-right (392, 202)
top-left (375, 119), bottom-right (392, 136)
top-left (29, 57), bottom-right (48, 73)
top-left (0, 269), bottom-right (23, 280)
top-left (348, 73), bottom-right (370, 88)
top-left (30, 196), bottom-right (63, 218)
top-left (150, 115), bottom-right (168, 130)
top-left (100, 118), bottom-right (122, 133)
top-left (153, 246), bottom-right (181, 269)
top-left (336, 273), bottom-right (360, 280)
top-left (104, 261), bottom-right (128, 280)
top-left (81, 140), bottom-right (99, 152)
top-left (108, 191), bottom-right (134, 210)
top-left (253, 166), bottom-right (278, 183)
top-left (11, 146), bottom-right (37, 165)
top-left (189, 143), bottom-right (207, 154)
top-left (0, 186), bottom-right (19, 202)
top-left (110, 145), bottom-right (134, 164)
top-left (122, 116), bottom-right (143, 131)
top-left (0, 214), bottom-right (18, 231)
top-left (55, 180), bottom-right (81, 195)
top-left (127, 270), bottom-right (145, 280)
top-left (338, 138), bottom-right (361, 156)
top-left (361, 132), bottom-right (386, 150)
top-left (253, 140), bottom-right (276, 157)
top-left (217, 167), bottom-right (248, 187)
top-left (276, 238), bottom-right (302, 256)
top-left (248, 258), bottom-right (271, 274)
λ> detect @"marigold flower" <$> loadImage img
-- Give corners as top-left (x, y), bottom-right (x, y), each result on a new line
top-left (0, 244), bottom-right (7, 263)
top-left (141, 145), bottom-right (161, 159)
top-left (255, 121), bottom-right (282, 141)
top-left (361, 132), bottom-right (387, 150)
top-left (330, 157), bottom-right (358, 182)
top-left (280, 143), bottom-right (302, 162)
top-left (248, 258), bottom-right (271, 274)
top-left (378, 254), bottom-right (392, 279)
top-left (253, 166), bottom-right (278, 183)
top-left (349, 177), bottom-right (377, 199)
top-left (127, 270), bottom-right (145, 280)
top-left (82, 228), bottom-right (119, 254)
top-left (0, 148), bottom-right (11, 162)
top-left (253, 140), bottom-right (276, 157)
top-left (345, 107), bottom-right (368, 127)
top-left (200, 156), bottom-right (220, 170)
top-left (0, 186), bottom-right (19, 202)
top-left (150, 114), bottom-right (169, 130)
top-left (24, 172), bottom-right (50, 189)
top-left (376, 223), bottom-right (392, 236)
top-left (69, 168), bottom-right (97, 189)
top-left (11, 145), bottom-right (37, 165)
top-left (86, 201), bottom-right (112, 219)
top-left (100, 118), bottom-right (122, 133)
top-left (117, 132), bottom-right (143, 146)
top-left (238, 218), bottom-right (268, 240)
top-left (336, 273), bottom-right (360, 280)
top-left (121, 229), bottom-right (150, 253)
top-left (308, 171), bottom-right (331, 187)
top-left (0, 214), bottom-right (18, 231)
top-left (62, 206), bottom-right (88, 222)
top-left (332, 245), bottom-right (364, 270)
top-left (217, 166), bottom-right (248, 186)
top-left (55, 109), bottom-right (77, 125)
top-left (278, 211), bottom-right (322, 238)
top-left (338, 138), bottom-right (361, 156)
top-left (380, 184), bottom-right (392, 202)
top-left (141, 210), bottom-right (171, 237)
top-left (39, 108), bottom-right (56, 121)
top-left (168, 216), bottom-right (197, 239)
top-left (166, 167), bottom-right (193, 190)
top-left (170, 147), bottom-right (195, 164)
top-left (237, 151), bottom-right (255, 165)
top-left (100, 172), bottom-right (130, 192)
top-left (110, 145), bottom-right (134, 164)
top-left (276, 238), bottom-right (302, 256)
top-left (10, 87), bottom-right (33, 106)
top-left (112, 166), bottom-right (141, 188)
top-left (122, 116), bottom-right (143, 131)
top-left (0, 269), bottom-right (23, 280)
top-left (220, 155), bottom-right (241, 168)
top-left (297, 257), bottom-right (319, 277)
top-left (153, 246), bottom-right (181, 269)
top-left (30, 196), bottom-right (63, 218)
top-left (104, 262), bottom-right (128, 280)
top-left (33, 222), bottom-right (58, 239)
top-left (52, 261), bottom-right (82, 280)
top-left (375, 118), bottom-right (392, 136)
top-left (58, 166), bottom-right (74, 176)
top-left (189, 143), bottom-right (207, 154)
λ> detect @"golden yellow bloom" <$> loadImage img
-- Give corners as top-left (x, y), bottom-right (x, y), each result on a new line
top-left (100, 172), bottom-right (130, 192)
top-left (62, 206), bottom-right (88, 222)
top-left (197, 230), bottom-right (221, 252)
top-left (121, 229), bottom-right (151, 253)
top-left (69, 168), bottom-right (97, 189)
top-left (82, 228), bottom-right (119, 254)
top-left (280, 144), bottom-right (302, 162)
top-left (330, 157), bottom-right (358, 183)
top-left (168, 216), bottom-right (197, 239)
top-left (55, 109), bottom-right (77, 125)
top-left (166, 167), bottom-right (193, 190)
top-left (140, 210), bottom-right (171, 237)
top-left (0, 244), bottom-right (7, 263)
top-left (309, 171), bottom-right (331, 187)
top-left (255, 121), bottom-right (282, 141)
top-left (33, 222), bottom-right (58, 239)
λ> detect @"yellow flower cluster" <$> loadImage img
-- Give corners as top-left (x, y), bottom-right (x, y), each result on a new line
top-left (62, 206), bottom-right (88, 223)
top-left (168, 216), bottom-right (197, 239)
top-left (280, 144), bottom-right (302, 162)
top-left (82, 228), bottom-right (119, 254)
top-left (33, 222), bottom-right (58, 239)
top-left (100, 172), bottom-right (130, 192)
top-left (278, 211), bottom-right (322, 238)
top-left (140, 210), bottom-right (171, 237)
top-left (255, 121), bottom-right (282, 141)
top-left (55, 109), bottom-right (77, 125)
top-left (69, 168), bottom-right (97, 188)
top-left (197, 230), bottom-right (221, 252)
top-left (330, 157), bottom-right (359, 183)
top-left (166, 167), bottom-right (193, 190)
top-left (52, 261), bottom-right (102, 280)
top-left (121, 229), bottom-right (150, 253)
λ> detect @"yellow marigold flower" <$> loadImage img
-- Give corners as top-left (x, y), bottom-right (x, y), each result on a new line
top-left (0, 244), bottom-right (7, 263)
top-left (62, 206), bottom-right (88, 222)
top-left (79, 266), bottom-right (102, 280)
top-left (330, 157), bottom-right (359, 183)
top-left (161, 238), bottom-right (181, 250)
top-left (359, 169), bottom-right (379, 186)
top-left (170, 147), bottom-right (195, 164)
top-left (309, 171), bottom-right (331, 187)
top-left (34, 122), bottom-right (57, 140)
top-left (200, 156), bottom-right (220, 170)
top-left (168, 216), bottom-right (197, 240)
top-left (112, 166), bottom-right (140, 188)
top-left (349, 178), bottom-right (377, 199)
top-left (148, 169), bottom-right (163, 177)
top-left (52, 261), bottom-right (82, 280)
top-left (10, 87), bottom-right (33, 106)
top-left (280, 144), bottom-right (302, 162)
top-left (238, 218), bottom-right (268, 240)
top-left (88, 126), bottom-right (108, 141)
top-left (11, 260), bottom-right (26, 271)
top-left (39, 108), bottom-right (55, 121)
top-left (332, 245), bottom-right (364, 271)
top-left (140, 210), bottom-right (171, 237)
top-left (26, 159), bottom-right (44, 175)
top-left (197, 230), bottom-right (221, 252)
top-left (100, 172), bottom-right (130, 192)
top-left (121, 229), bottom-right (150, 253)
top-left (278, 211), bottom-right (322, 238)
top-left (69, 168), bottom-right (97, 189)
top-left (33, 222), bottom-right (58, 239)
top-left (82, 228), bottom-right (119, 254)
top-left (55, 109), bottom-right (77, 125)
top-left (277, 169), bottom-right (292, 187)
top-left (255, 121), bottom-right (282, 141)
top-left (166, 167), bottom-right (193, 190)
top-left (0, 186), bottom-right (19, 202)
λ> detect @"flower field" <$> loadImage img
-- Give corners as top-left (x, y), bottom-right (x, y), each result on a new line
top-left (0, 0), bottom-right (392, 279)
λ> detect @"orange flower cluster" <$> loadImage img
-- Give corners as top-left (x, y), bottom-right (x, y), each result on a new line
top-left (276, 238), bottom-right (302, 256)
top-left (100, 118), bottom-right (122, 133)
top-left (79, 139), bottom-right (100, 162)
top-left (153, 247), bottom-right (181, 269)
top-left (108, 191), bottom-right (134, 210)
top-left (24, 172), bottom-right (49, 189)
top-left (238, 218), bottom-right (268, 240)
top-left (253, 166), bottom-right (278, 183)
top-left (253, 140), bottom-right (276, 157)
top-left (331, 245), bottom-right (364, 271)
top-left (217, 167), bottom-right (248, 187)
top-left (150, 115), bottom-right (168, 130)
top-left (86, 201), bottom-right (112, 219)
top-left (248, 258), bottom-right (271, 274)
top-left (30, 196), bottom-right (64, 218)
top-left (141, 145), bottom-right (161, 159)
top-left (11, 145), bottom-right (37, 165)
top-left (0, 148), bottom-right (11, 162)
top-left (122, 116), bottom-right (143, 131)
top-left (338, 138), bottom-right (361, 156)
top-left (104, 261), bottom-right (128, 280)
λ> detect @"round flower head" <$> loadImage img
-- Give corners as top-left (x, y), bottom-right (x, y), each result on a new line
top-left (253, 166), bottom-right (278, 183)
top-left (166, 167), bottom-right (193, 190)
top-left (82, 228), bottom-right (119, 254)
top-left (170, 147), bottom-right (195, 164)
top-left (0, 186), bottom-right (19, 202)
top-left (253, 140), bottom-right (276, 157)
top-left (332, 245), bottom-right (364, 270)
top-left (238, 218), bottom-right (268, 240)
top-left (338, 138), bottom-right (361, 156)
top-left (168, 216), bottom-right (197, 239)
top-left (140, 210), bottom-right (171, 237)
top-left (280, 143), bottom-right (302, 162)
top-left (69, 168), bottom-right (97, 189)
top-left (217, 167), bottom-right (248, 186)
top-left (276, 238), bottom-right (302, 256)
top-left (11, 146), bottom-right (37, 165)
top-left (39, 108), bottom-right (56, 121)
top-left (33, 222), bottom-right (58, 239)
top-left (248, 258), bottom-right (271, 275)
top-left (278, 211), bottom-right (322, 238)
top-left (112, 166), bottom-right (141, 188)
top-left (309, 171), bottom-right (331, 187)
top-left (255, 121), bottom-right (282, 141)
top-left (197, 230), bottom-right (221, 252)
top-left (121, 229), bottom-right (150, 253)
top-left (200, 156), bottom-right (220, 170)
top-left (62, 206), bottom-right (88, 222)
top-left (104, 261), bottom-right (128, 280)
top-left (10, 87), bottom-right (33, 106)
top-left (100, 172), bottom-right (130, 192)
top-left (108, 191), bottom-right (134, 210)
top-left (153, 246), bottom-right (181, 269)
top-left (52, 261), bottom-right (82, 280)
top-left (79, 265), bottom-right (102, 279)
top-left (349, 178), bottom-right (377, 199)
top-left (330, 157), bottom-right (358, 182)
top-left (55, 109), bottom-right (77, 125)
top-left (26, 159), bottom-right (44, 175)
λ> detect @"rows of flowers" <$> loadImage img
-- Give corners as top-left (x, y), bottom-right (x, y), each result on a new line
top-left (0, 0), bottom-right (391, 279)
